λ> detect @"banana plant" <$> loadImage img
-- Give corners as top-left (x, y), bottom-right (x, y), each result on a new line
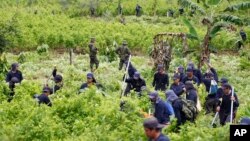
top-left (178, 0), bottom-right (250, 68)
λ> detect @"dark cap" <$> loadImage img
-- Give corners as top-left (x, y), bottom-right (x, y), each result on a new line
top-left (186, 67), bottom-right (193, 72)
top-left (143, 117), bottom-right (165, 129)
top-left (173, 74), bottom-right (180, 80)
top-left (149, 91), bottom-right (158, 99)
top-left (87, 73), bottom-right (94, 79)
top-left (43, 87), bottom-right (51, 93)
top-left (240, 117), bottom-right (250, 125)
top-left (222, 83), bottom-right (231, 89)
top-left (11, 63), bottom-right (19, 70)
top-left (219, 78), bottom-right (228, 84)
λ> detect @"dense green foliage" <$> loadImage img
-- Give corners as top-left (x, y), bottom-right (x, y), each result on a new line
top-left (0, 51), bottom-right (250, 140)
top-left (0, 0), bottom-right (249, 54)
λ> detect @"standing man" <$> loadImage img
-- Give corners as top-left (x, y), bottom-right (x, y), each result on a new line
top-left (152, 64), bottom-right (169, 91)
top-left (149, 91), bottom-right (170, 125)
top-left (6, 63), bottom-right (23, 102)
top-left (89, 37), bottom-right (99, 72)
top-left (6, 63), bottom-right (23, 83)
top-left (188, 62), bottom-right (202, 84)
top-left (202, 63), bottom-right (219, 114)
top-left (216, 84), bottom-right (239, 125)
top-left (115, 40), bottom-right (131, 70)
top-left (52, 67), bottom-right (63, 93)
top-left (135, 4), bottom-right (142, 17)
top-left (143, 117), bottom-right (170, 141)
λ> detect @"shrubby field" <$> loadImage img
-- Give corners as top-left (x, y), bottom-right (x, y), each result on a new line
top-left (0, 51), bottom-right (250, 140)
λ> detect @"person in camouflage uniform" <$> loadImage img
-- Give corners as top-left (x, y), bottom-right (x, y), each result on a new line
top-left (89, 37), bottom-right (99, 72)
top-left (115, 40), bottom-right (131, 70)
top-left (151, 41), bottom-right (172, 71)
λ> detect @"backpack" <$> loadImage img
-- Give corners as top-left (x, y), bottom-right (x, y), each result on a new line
top-left (179, 98), bottom-right (198, 120)
top-left (209, 80), bottom-right (218, 95)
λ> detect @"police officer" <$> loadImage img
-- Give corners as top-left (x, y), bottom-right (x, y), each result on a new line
top-left (135, 4), bottom-right (142, 17)
top-left (152, 64), bottom-right (169, 91)
top-left (182, 67), bottom-right (199, 85)
top-left (125, 71), bottom-right (146, 96)
top-left (6, 63), bottom-right (23, 83)
top-left (202, 63), bottom-right (219, 114)
top-left (149, 91), bottom-right (170, 125)
top-left (37, 87), bottom-right (52, 107)
top-left (89, 37), bottom-right (99, 72)
top-left (143, 117), bottom-right (170, 141)
top-left (6, 63), bottom-right (23, 102)
top-left (170, 74), bottom-right (185, 97)
top-left (188, 62), bottom-right (202, 84)
top-left (115, 40), bottom-right (131, 70)
top-left (52, 67), bottom-right (63, 93)
top-left (79, 73), bottom-right (103, 93)
top-left (216, 84), bottom-right (239, 125)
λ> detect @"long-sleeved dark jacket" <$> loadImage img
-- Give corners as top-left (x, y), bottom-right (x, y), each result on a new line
top-left (186, 89), bottom-right (198, 105)
top-left (38, 94), bottom-right (52, 107)
top-left (152, 72), bottom-right (169, 91)
top-left (6, 70), bottom-right (23, 83)
top-left (154, 99), bottom-right (170, 124)
top-left (219, 93), bottom-right (239, 114)
top-left (170, 82), bottom-right (185, 97)
top-left (182, 75), bottom-right (199, 85)
top-left (126, 78), bottom-right (146, 92)
top-left (172, 99), bottom-right (186, 127)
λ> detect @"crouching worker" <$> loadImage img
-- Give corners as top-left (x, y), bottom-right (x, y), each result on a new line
top-left (79, 73), bottom-right (103, 93)
top-left (143, 117), bottom-right (170, 141)
top-left (34, 87), bottom-right (52, 107)
top-left (149, 91), bottom-right (170, 125)
top-left (125, 71), bottom-right (146, 96)
top-left (216, 83), bottom-right (239, 125)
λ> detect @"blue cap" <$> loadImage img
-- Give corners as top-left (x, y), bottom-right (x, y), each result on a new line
top-left (87, 73), bottom-right (94, 79)
top-left (149, 91), bottom-right (158, 99)
top-left (186, 67), bottom-right (193, 72)
top-left (173, 74), bottom-right (180, 80)
top-left (43, 87), bottom-right (51, 93)
top-left (219, 78), bottom-right (228, 84)
top-left (143, 117), bottom-right (165, 129)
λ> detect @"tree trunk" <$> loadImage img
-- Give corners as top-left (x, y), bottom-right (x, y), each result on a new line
top-left (152, 0), bottom-right (157, 16)
top-left (69, 48), bottom-right (73, 65)
top-left (199, 26), bottom-right (211, 68)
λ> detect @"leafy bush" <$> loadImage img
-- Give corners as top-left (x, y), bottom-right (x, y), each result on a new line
top-left (36, 44), bottom-right (49, 55)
